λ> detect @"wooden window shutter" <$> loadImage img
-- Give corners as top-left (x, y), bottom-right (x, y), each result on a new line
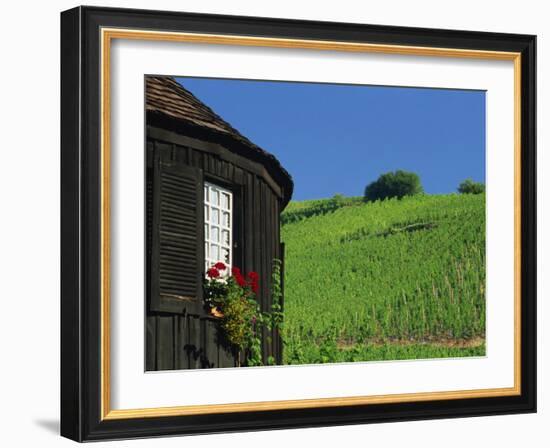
top-left (150, 155), bottom-right (204, 315)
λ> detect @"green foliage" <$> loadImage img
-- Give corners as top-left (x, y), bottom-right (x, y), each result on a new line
top-left (203, 274), bottom-right (261, 365)
top-left (364, 170), bottom-right (424, 202)
top-left (203, 261), bottom-right (284, 367)
top-left (458, 178), bottom-right (485, 194)
top-left (270, 259), bottom-right (284, 329)
top-left (285, 341), bottom-right (486, 365)
top-left (281, 193), bottom-right (486, 365)
top-left (281, 195), bottom-right (363, 224)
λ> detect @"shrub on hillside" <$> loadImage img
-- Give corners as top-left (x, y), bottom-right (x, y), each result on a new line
top-left (458, 178), bottom-right (485, 194)
top-left (364, 170), bottom-right (423, 202)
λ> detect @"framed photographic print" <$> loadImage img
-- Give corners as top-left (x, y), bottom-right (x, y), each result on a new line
top-left (60, 6), bottom-right (536, 442)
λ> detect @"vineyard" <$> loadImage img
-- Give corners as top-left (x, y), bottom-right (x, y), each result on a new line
top-left (280, 193), bottom-right (486, 365)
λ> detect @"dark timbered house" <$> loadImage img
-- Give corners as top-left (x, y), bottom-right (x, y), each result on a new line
top-left (146, 76), bottom-right (293, 370)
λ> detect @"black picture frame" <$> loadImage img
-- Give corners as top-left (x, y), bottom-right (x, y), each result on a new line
top-left (61, 5), bottom-right (536, 442)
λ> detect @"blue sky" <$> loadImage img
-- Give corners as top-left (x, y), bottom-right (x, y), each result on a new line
top-left (177, 77), bottom-right (485, 201)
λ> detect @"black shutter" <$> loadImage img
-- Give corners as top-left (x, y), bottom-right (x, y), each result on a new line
top-left (150, 155), bottom-right (204, 314)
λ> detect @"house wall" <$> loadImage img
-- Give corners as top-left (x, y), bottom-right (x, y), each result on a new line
top-left (146, 126), bottom-right (285, 370)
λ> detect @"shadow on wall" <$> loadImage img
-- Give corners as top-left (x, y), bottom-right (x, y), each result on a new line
top-left (33, 419), bottom-right (59, 435)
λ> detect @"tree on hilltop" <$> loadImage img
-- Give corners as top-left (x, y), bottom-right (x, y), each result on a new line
top-left (364, 170), bottom-right (423, 202)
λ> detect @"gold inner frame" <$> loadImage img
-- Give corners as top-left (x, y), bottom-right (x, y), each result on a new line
top-left (100, 27), bottom-right (522, 420)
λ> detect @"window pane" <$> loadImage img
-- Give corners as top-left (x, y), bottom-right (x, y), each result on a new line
top-left (221, 192), bottom-right (230, 209)
top-left (222, 248), bottom-right (230, 264)
top-left (210, 244), bottom-right (219, 262)
top-left (204, 182), bottom-right (233, 271)
top-left (222, 230), bottom-right (230, 246)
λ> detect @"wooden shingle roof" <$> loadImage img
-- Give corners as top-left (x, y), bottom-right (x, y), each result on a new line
top-left (146, 76), bottom-right (293, 205)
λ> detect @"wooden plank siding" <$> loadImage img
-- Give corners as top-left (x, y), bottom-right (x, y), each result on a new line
top-left (146, 130), bottom-right (284, 370)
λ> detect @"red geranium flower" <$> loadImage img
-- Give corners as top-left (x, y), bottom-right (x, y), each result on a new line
top-left (230, 266), bottom-right (248, 288)
top-left (250, 281), bottom-right (259, 294)
top-left (207, 267), bottom-right (220, 278)
top-left (214, 261), bottom-right (227, 271)
top-left (234, 273), bottom-right (247, 287)
top-left (246, 271), bottom-right (259, 293)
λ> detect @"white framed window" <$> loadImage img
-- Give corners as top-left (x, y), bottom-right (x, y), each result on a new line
top-left (204, 182), bottom-right (233, 273)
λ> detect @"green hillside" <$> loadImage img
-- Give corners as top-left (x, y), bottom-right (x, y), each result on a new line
top-left (280, 193), bottom-right (486, 365)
